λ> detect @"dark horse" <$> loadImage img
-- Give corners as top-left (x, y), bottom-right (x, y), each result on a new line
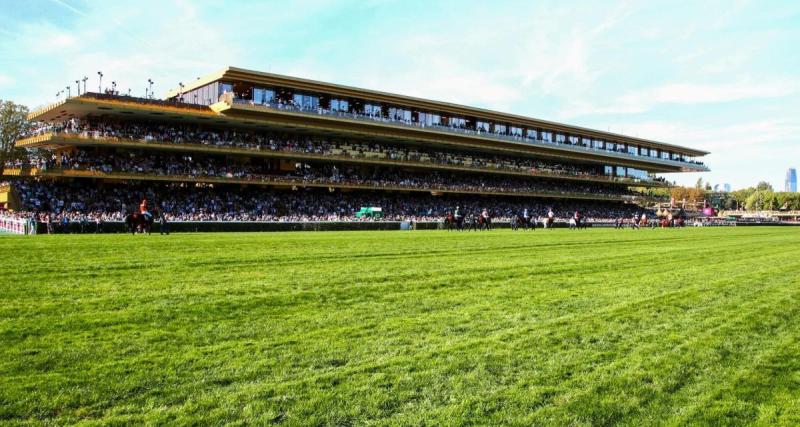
top-left (125, 212), bottom-right (154, 235)
top-left (478, 213), bottom-right (492, 231)
top-left (444, 212), bottom-right (464, 231)
top-left (512, 214), bottom-right (534, 231)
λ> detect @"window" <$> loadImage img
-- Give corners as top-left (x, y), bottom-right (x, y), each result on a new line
top-left (555, 134), bottom-right (566, 143)
top-left (449, 117), bottom-right (466, 128)
top-left (364, 103), bottom-right (382, 117)
top-left (494, 124), bottom-right (507, 134)
top-left (627, 168), bottom-right (648, 180)
top-left (253, 87), bottom-right (275, 105)
top-left (616, 166), bottom-right (626, 176)
top-left (640, 147), bottom-right (649, 156)
top-left (293, 93), bottom-right (319, 110)
top-left (510, 126), bottom-right (523, 136)
top-left (661, 151), bottom-right (670, 160)
top-left (476, 121), bottom-right (491, 132)
top-left (604, 166), bottom-right (613, 175)
top-left (541, 131), bottom-right (552, 142)
top-left (627, 145), bottom-right (638, 155)
top-left (218, 82), bottom-right (233, 95)
top-left (331, 98), bottom-right (349, 112)
top-left (593, 139), bottom-right (604, 149)
top-left (650, 149), bottom-right (659, 158)
top-left (527, 129), bottom-right (538, 139)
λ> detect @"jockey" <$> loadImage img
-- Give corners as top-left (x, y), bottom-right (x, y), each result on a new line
top-left (547, 208), bottom-right (554, 219)
top-left (140, 198), bottom-right (152, 220)
top-left (454, 206), bottom-right (461, 218)
top-left (481, 208), bottom-right (489, 219)
top-left (523, 208), bottom-right (529, 219)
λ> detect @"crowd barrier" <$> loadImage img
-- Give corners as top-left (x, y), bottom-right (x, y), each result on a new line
top-left (0, 217), bottom-right (32, 235)
top-left (27, 219), bottom-right (601, 234)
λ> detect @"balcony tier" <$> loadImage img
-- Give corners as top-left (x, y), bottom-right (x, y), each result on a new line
top-left (17, 133), bottom-right (670, 188)
top-left (3, 168), bottom-right (658, 203)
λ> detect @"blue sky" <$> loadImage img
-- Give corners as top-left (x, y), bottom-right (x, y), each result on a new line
top-left (1, 0), bottom-right (798, 190)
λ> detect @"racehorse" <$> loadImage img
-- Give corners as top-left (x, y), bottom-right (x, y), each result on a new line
top-left (478, 213), bottom-right (492, 231)
top-left (465, 214), bottom-right (478, 231)
top-left (512, 214), bottom-right (534, 231)
top-left (444, 212), bottom-right (465, 231)
top-left (125, 212), bottom-right (154, 235)
top-left (570, 212), bottom-right (586, 230)
top-left (542, 216), bottom-right (554, 229)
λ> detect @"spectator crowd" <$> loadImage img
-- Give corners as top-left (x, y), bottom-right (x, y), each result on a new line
top-left (20, 118), bottom-right (667, 185)
top-left (4, 180), bottom-right (647, 225)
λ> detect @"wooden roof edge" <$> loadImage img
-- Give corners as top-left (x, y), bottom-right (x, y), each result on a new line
top-left (168, 66), bottom-right (709, 157)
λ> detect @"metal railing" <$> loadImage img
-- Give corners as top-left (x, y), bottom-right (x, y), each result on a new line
top-left (17, 132), bottom-right (670, 188)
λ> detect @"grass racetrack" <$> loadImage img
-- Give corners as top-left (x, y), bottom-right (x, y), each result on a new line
top-left (2, 227), bottom-right (800, 425)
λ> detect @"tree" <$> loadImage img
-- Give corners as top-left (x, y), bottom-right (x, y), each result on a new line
top-left (0, 100), bottom-right (31, 175)
top-left (756, 181), bottom-right (774, 192)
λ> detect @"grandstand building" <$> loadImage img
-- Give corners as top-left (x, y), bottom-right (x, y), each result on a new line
top-left (3, 66), bottom-right (709, 224)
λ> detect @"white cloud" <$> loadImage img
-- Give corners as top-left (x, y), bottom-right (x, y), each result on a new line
top-left (616, 118), bottom-right (800, 189)
top-left (0, 74), bottom-right (13, 88)
top-left (560, 79), bottom-right (800, 118)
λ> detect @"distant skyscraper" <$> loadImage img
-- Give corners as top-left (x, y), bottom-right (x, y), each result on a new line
top-left (723, 183), bottom-right (731, 193)
top-left (786, 168), bottom-right (798, 192)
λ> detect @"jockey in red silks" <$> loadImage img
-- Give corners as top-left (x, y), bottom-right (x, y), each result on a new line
top-left (140, 198), bottom-right (152, 220)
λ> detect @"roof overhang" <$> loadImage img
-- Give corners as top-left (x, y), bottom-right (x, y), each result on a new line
top-left (166, 66), bottom-right (709, 157)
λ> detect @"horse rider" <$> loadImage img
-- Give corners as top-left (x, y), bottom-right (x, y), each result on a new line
top-left (481, 208), bottom-right (489, 220)
top-left (140, 198), bottom-right (153, 221)
top-left (454, 205), bottom-right (462, 220)
top-left (523, 208), bottom-right (530, 222)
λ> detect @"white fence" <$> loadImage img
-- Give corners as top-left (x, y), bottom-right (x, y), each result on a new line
top-left (0, 217), bottom-right (32, 235)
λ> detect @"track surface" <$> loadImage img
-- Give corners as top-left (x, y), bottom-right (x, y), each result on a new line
top-left (1, 227), bottom-right (799, 425)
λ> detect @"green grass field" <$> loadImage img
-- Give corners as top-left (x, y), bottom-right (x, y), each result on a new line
top-left (2, 227), bottom-right (800, 425)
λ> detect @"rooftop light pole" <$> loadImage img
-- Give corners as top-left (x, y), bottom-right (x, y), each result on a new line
top-left (75, 80), bottom-right (81, 95)
top-left (66, 86), bottom-right (71, 98)
top-left (82, 76), bottom-right (88, 94)
top-left (178, 82), bottom-right (185, 102)
top-left (97, 71), bottom-right (103, 93)
top-left (147, 79), bottom-right (154, 99)
top-left (112, 81), bottom-right (117, 95)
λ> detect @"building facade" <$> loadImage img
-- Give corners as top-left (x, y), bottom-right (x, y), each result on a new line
top-left (786, 168), bottom-right (797, 193)
top-left (3, 66), bottom-right (709, 223)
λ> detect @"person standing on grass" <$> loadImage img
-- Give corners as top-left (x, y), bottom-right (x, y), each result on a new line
top-left (159, 212), bottom-right (170, 235)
